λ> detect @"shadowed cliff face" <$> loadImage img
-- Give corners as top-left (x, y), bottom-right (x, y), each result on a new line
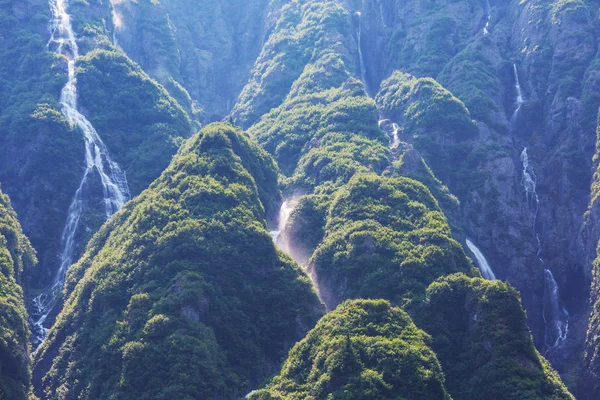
top-left (0, 186), bottom-right (37, 399)
top-left (337, 0), bottom-right (599, 385)
top-left (227, 0), bottom-right (600, 391)
top-left (111, 0), bottom-right (273, 123)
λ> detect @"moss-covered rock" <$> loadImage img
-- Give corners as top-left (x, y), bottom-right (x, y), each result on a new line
top-left (308, 173), bottom-right (476, 310)
top-left (32, 123), bottom-right (324, 399)
top-left (418, 274), bottom-right (574, 400)
top-left (249, 299), bottom-right (451, 400)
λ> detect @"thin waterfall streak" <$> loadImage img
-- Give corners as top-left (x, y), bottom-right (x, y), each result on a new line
top-left (466, 239), bottom-right (497, 280)
top-left (378, 119), bottom-right (400, 150)
top-left (512, 64), bottom-right (524, 122)
top-left (30, 0), bottom-right (130, 346)
top-left (521, 148), bottom-right (569, 352)
top-left (543, 269), bottom-right (569, 352)
top-left (356, 0), bottom-right (368, 94)
top-left (483, 0), bottom-right (491, 35)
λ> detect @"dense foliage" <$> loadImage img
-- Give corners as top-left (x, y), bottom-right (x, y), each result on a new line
top-left (77, 49), bottom-right (193, 195)
top-left (33, 124), bottom-right (323, 399)
top-left (232, 0), bottom-right (350, 127)
top-left (250, 299), bottom-right (450, 400)
top-left (417, 274), bottom-right (573, 400)
top-left (376, 71), bottom-right (488, 200)
top-left (0, 186), bottom-right (37, 400)
top-left (309, 173), bottom-right (476, 310)
top-left (0, 0), bottom-right (592, 398)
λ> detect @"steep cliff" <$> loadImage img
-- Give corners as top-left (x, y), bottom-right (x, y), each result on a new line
top-left (0, 186), bottom-right (37, 399)
top-left (112, 0), bottom-right (271, 122)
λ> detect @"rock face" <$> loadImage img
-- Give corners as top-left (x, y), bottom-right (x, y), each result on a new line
top-left (0, 0), bottom-right (193, 322)
top-left (228, 0), bottom-right (599, 389)
top-left (344, 0), bottom-right (600, 384)
top-left (112, 0), bottom-right (272, 122)
top-left (0, 186), bottom-right (36, 399)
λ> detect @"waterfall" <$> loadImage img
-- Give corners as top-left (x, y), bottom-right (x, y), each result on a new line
top-left (378, 119), bottom-right (400, 149)
top-left (521, 148), bottom-right (569, 351)
top-left (520, 148), bottom-right (539, 228)
top-left (30, 0), bottom-right (131, 345)
top-left (512, 64), bottom-right (524, 120)
top-left (270, 200), bottom-right (296, 253)
top-left (391, 123), bottom-right (400, 148)
top-left (483, 0), bottom-right (491, 35)
top-left (355, 2), bottom-right (368, 94)
top-left (543, 269), bottom-right (569, 350)
top-left (466, 239), bottom-right (497, 280)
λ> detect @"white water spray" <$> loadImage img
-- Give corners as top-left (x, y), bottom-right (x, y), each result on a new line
top-left (483, 0), bottom-right (491, 35)
top-left (30, 0), bottom-right (131, 345)
top-left (270, 200), bottom-right (297, 253)
top-left (512, 64), bottom-right (524, 120)
top-left (466, 239), bottom-right (497, 280)
top-left (355, 2), bottom-right (368, 93)
top-left (521, 148), bottom-right (539, 228)
top-left (378, 119), bottom-right (400, 149)
top-left (543, 269), bottom-right (569, 350)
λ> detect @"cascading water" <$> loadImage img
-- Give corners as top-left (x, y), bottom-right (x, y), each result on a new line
top-left (521, 148), bottom-right (539, 228)
top-left (378, 119), bottom-right (400, 149)
top-left (270, 200), bottom-right (296, 253)
top-left (466, 239), bottom-right (497, 280)
top-left (30, 0), bottom-right (131, 345)
top-left (355, 1), bottom-right (369, 94)
top-left (512, 64), bottom-right (524, 120)
top-left (520, 148), bottom-right (569, 351)
top-left (483, 0), bottom-right (491, 35)
top-left (543, 269), bottom-right (569, 351)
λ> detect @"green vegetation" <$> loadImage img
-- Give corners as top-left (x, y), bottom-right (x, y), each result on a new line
top-left (417, 274), bottom-right (574, 400)
top-left (377, 71), bottom-right (477, 141)
top-left (377, 71), bottom-right (478, 195)
top-left (250, 299), bottom-right (451, 400)
top-left (77, 49), bottom-right (193, 195)
top-left (309, 173), bottom-right (476, 310)
top-left (250, 78), bottom-right (388, 190)
top-left (0, 186), bottom-right (37, 400)
top-left (438, 49), bottom-right (504, 128)
top-left (233, 0), bottom-right (350, 127)
top-left (583, 234), bottom-right (600, 398)
top-left (33, 123), bottom-right (324, 399)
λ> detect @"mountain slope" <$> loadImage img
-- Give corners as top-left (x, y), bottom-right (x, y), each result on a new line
top-left (250, 299), bottom-right (451, 400)
top-left (0, 186), bottom-right (36, 399)
top-left (418, 274), bottom-right (573, 400)
top-left (32, 123), bottom-right (324, 399)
